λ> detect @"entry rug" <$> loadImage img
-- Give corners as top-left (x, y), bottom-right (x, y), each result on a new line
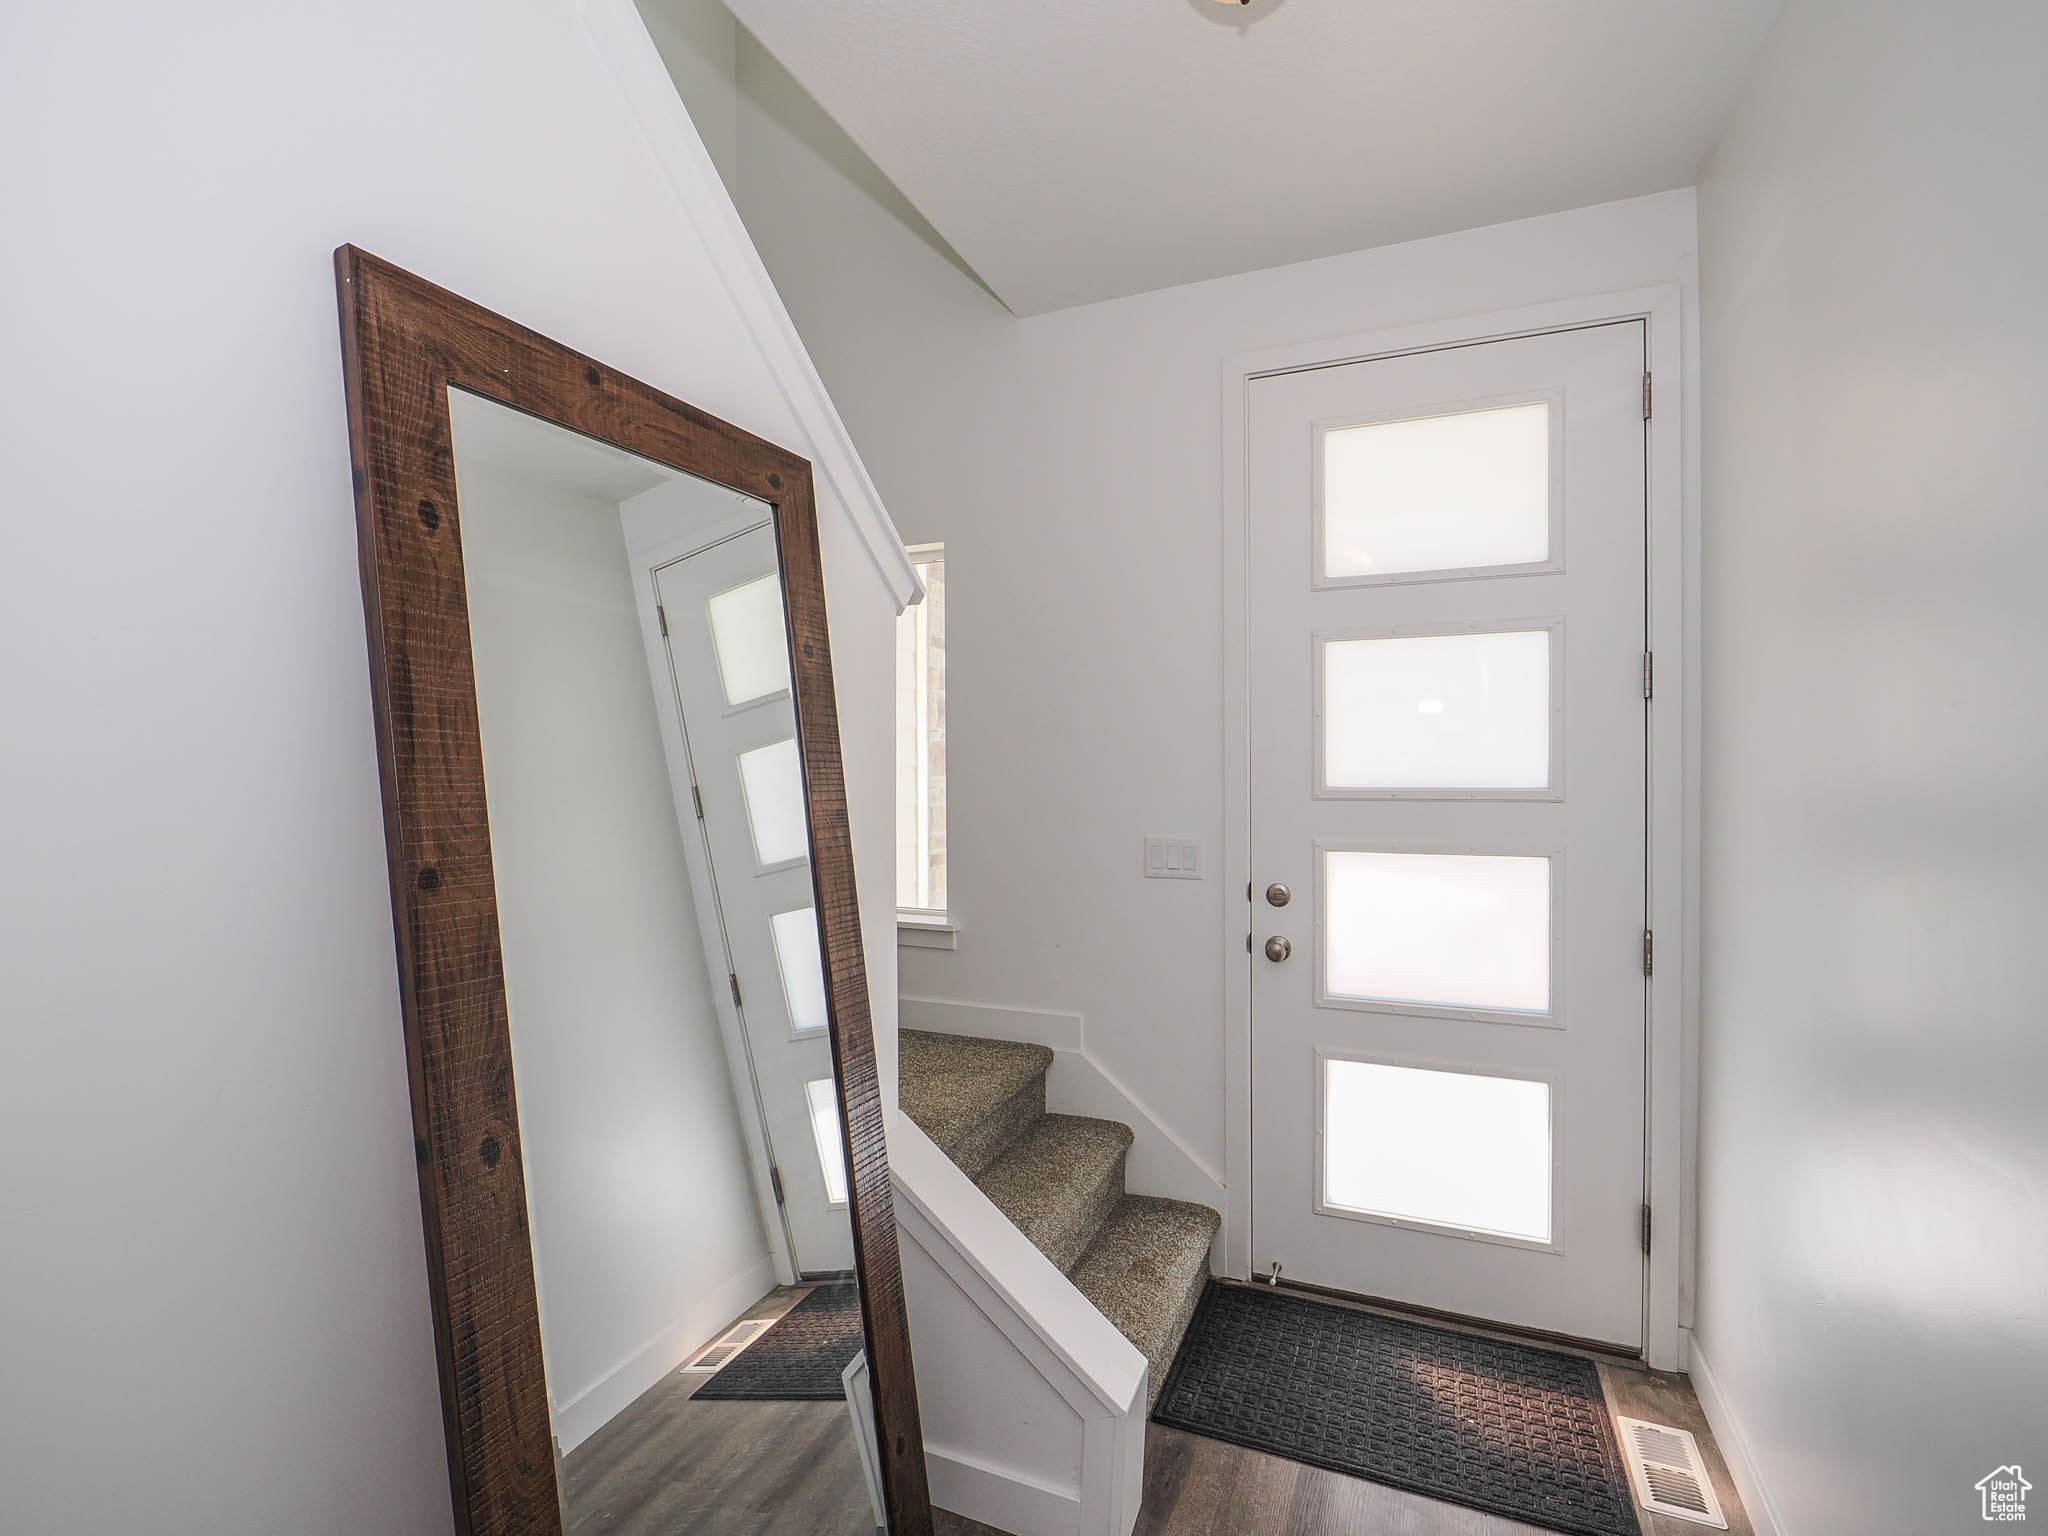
top-left (691, 1283), bottom-right (864, 1402)
top-left (1153, 1283), bottom-right (1641, 1536)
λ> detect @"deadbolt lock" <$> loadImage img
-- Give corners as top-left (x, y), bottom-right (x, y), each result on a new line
top-left (1265, 882), bottom-right (1291, 907)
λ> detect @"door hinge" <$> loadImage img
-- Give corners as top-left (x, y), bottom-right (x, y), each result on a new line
top-left (691, 783), bottom-right (704, 820)
top-left (1643, 651), bottom-right (1654, 700)
top-left (1642, 929), bottom-right (1654, 977)
top-left (1641, 1201), bottom-right (1653, 1255)
top-left (1643, 371), bottom-right (1653, 421)
top-left (729, 972), bottom-right (743, 1008)
top-left (769, 1165), bottom-right (785, 1206)
top-left (657, 602), bottom-right (669, 637)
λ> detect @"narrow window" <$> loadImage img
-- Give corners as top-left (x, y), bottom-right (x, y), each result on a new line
top-left (895, 547), bottom-right (947, 924)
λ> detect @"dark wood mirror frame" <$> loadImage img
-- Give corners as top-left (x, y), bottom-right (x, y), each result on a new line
top-left (334, 246), bottom-right (932, 1536)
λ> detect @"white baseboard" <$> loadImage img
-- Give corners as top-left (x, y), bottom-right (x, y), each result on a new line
top-left (1686, 1331), bottom-right (1788, 1536)
top-left (926, 1445), bottom-right (1082, 1536)
top-left (899, 995), bottom-right (1225, 1240)
top-left (1047, 1050), bottom-right (1224, 1213)
top-left (902, 995), bottom-right (1082, 1052)
top-left (551, 1253), bottom-right (776, 1453)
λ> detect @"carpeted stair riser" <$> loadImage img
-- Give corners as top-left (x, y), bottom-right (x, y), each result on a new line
top-left (898, 1030), bottom-right (1054, 1178)
top-left (1152, 1254), bottom-right (1210, 1410)
top-left (978, 1114), bottom-right (1133, 1272)
top-left (1068, 1195), bottom-right (1218, 1412)
top-left (950, 1073), bottom-right (1046, 1181)
top-left (900, 1028), bottom-right (1221, 1415)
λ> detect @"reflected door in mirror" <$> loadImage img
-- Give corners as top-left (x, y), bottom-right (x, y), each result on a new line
top-left (651, 521), bottom-right (851, 1275)
top-left (447, 387), bottom-right (873, 1533)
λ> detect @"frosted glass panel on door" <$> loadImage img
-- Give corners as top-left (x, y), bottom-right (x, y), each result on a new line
top-left (1324, 1059), bottom-right (1552, 1241)
top-left (1322, 402), bottom-right (1550, 579)
top-left (1325, 850), bottom-right (1550, 1012)
top-left (1324, 630), bottom-right (1551, 789)
top-left (706, 573), bottom-right (791, 706)
top-left (806, 1077), bottom-right (849, 1205)
top-left (737, 738), bottom-right (807, 866)
top-left (771, 906), bottom-right (829, 1034)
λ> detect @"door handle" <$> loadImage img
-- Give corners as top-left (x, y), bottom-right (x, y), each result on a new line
top-left (1264, 935), bottom-right (1292, 963)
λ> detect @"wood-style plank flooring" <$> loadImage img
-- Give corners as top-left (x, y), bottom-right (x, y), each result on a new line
top-left (944, 1292), bottom-right (1755, 1536)
top-left (561, 1286), bottom-right (877, 1536)
top-left (566, 1284), bottom-right (1752, 1536)
top-left (1103, 1356), bottom-right (1753, 1536)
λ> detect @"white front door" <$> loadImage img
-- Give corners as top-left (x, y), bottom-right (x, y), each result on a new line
top-left (1248, 322), bottom-right (1648, 1348)
top-left (655, 523), bottom-right (853, 1276)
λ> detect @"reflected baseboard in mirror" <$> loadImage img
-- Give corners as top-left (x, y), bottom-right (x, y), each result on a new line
top-left (335, 246), bottom-right (932, 1536)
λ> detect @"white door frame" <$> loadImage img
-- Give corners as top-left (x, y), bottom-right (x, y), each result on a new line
top-left (628, 508), bottom-right (803, 1289)
top-left (1220, 284), bottom-right (1696, 1370)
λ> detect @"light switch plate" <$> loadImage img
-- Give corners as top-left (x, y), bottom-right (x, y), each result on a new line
top-left (1144, 836), bottom-right (1203, 880)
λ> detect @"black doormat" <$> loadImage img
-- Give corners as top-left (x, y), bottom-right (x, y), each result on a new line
top-left (1154, 1283), bottom-right (1641, 1536)
top-left (690, 1283), bottom-right (864, 1401)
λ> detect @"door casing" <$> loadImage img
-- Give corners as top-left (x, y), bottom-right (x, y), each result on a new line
top-left (628, 506), bottom-right (813, 1288)
top-left (1219, 285), bottom-right (1696, 1370)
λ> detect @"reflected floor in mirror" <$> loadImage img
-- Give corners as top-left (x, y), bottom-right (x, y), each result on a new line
top-left (562, 1286), bottom-right (877, 1536)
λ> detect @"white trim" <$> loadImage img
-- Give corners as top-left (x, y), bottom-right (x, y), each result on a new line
top-left (926, 1448), bottom-right (1081, 1536)
top-left (904, 996), bottom-right (1083, 1051)
top-left (1687, 1332), bottom-right (1788, 1536)
top-left (628, 530), bottom-right (798, 1288)
top-left (892, 1113), bottom-right (1147, 1536)
top-left (571, 0), bottom-right (922, 612)
top-left (842, 1352), bottom-right (888, 1530)
top-left (1221, 283), bottom-right (1696, 1369)
top-left (901, 996), bottom-right (1226, 1219)
top-left (899, 914), bottom-right (959, 950)
top-left (892, 1116), bottom-right (1145, 1417)
top-left (549, 1253), bottom-right (776, 1453)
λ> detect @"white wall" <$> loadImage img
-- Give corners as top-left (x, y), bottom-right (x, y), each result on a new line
top-left (638, 0), bottom-right (739, 195)
top-left (0, 3), bottom-right (900, 1531)
top-left (1694, 3), bottom-right (2048, 1531)
top-left (457, 459), bottom-right (771, 1450)
top-left (734, 35), bottom-right (1699, 1196)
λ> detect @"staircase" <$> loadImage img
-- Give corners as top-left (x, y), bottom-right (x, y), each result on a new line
top-left (900, 1030), bottom-right (1219, 1412)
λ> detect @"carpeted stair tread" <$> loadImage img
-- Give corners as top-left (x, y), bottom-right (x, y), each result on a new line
top-left (1070, 1196), bottom-right (1220, 1412)
top-left (975, 1113), bottom-right (1134, 1272)
top-left (897, 1025), bottom-right (1226, 1421)
top-left (900, 1029), bottom-right (1055, 1176)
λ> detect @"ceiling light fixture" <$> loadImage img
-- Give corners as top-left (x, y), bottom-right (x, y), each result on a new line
top-left (1189, 0), bottom-right (1280, 26)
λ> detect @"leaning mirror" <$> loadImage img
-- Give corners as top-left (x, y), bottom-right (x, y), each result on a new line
top-left (334, 248), bottom-right (931, 1536)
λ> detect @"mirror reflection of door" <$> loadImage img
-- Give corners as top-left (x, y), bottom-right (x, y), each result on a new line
top-left (445, 387), bottom-right (879, 1534)
top-left (643, 516), bottom-right (853, 1277)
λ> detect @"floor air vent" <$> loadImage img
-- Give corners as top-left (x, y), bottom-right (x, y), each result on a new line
top-left (1616, 1416), bottom-right (1727, 1527)
top-left (682, 1317), bottom-right (772, 1373)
